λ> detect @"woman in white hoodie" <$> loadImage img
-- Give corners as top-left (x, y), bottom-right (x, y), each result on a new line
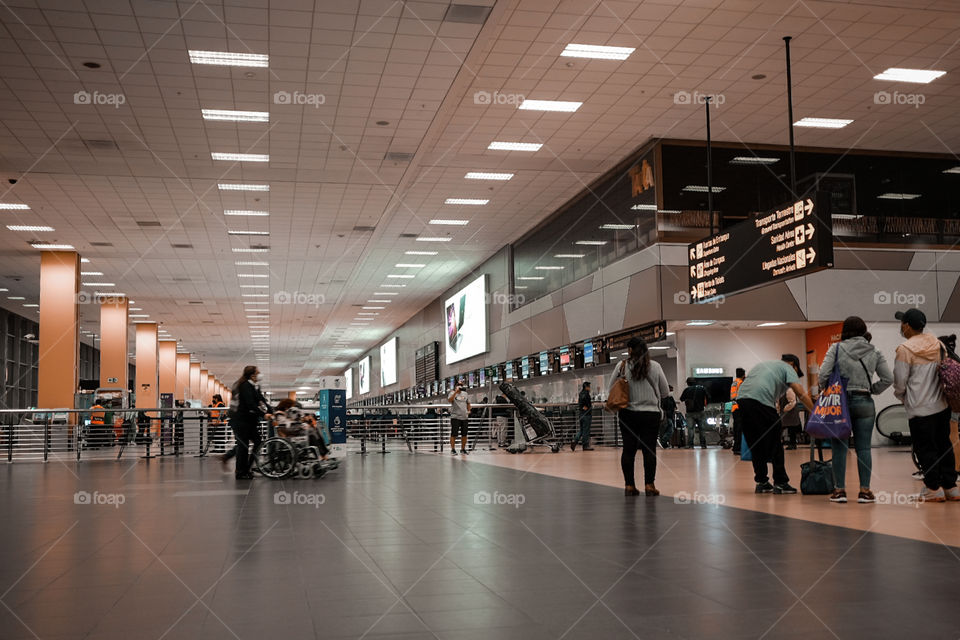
top-left (819, 316), bottom-right (893, 503)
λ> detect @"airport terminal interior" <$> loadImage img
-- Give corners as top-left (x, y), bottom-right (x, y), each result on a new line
top-left (2, 0), bottom-right (960, 638)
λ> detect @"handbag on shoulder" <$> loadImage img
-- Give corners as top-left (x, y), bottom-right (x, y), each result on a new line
top-left (605, 362), bottom-right (630, 412)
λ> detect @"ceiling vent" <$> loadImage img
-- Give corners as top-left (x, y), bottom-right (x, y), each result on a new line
top-left (384, 151), bottom-right (414, 162)
top-left (352, 225), bottom-right (376, 232)
top-left (443, 4), bottom-right (491, 23)
top-left (90, 241), bottom-right (113, 247)
top-left (136, 221), bottom-right (162, 228)
top-left (171, 243), bottom-right (193, 249)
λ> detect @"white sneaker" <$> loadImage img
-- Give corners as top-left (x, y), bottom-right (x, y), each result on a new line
top-left (919, 486), bottom-right (945, 503)
top-left (945, 486), bottom-right (960, 502)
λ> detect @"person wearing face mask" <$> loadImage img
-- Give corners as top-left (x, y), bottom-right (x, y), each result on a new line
top-left (227, 365), bottom-right (272, 479)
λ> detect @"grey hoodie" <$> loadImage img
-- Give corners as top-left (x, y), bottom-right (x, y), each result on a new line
top-left (818, 336), bottom-right (893, 395)
top-left (893, 332), bottom-right (948, 418)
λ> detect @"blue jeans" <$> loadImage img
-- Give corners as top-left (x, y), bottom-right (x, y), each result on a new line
top-left (686, 412), bottom-right (707, 447)
top-left (830, 394), bottom-right (876, 489)
top-left (576, 411), bottom-right (593, 447)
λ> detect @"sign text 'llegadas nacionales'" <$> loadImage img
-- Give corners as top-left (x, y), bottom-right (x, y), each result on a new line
top-left (687, 192), bottom-right (834, 303)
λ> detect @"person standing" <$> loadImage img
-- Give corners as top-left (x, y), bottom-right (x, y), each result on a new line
top-left (658, 386), bottom-right (677, 448)
top-left (819, 316), bottom-right (893, 503)
top-left (493, 394), bottom-right (510, 447)
top-left (608, 337), bottom-right (670, 496)
top-left (893, 309), bottom-right (958, 502)
top-left (227, 366), bottom-right (271, 479)
top-left (738, 355), bottom-right (814, 494)
top-left (680, 378), bottom-right (710, 449)
top-left (571, 382), bottom-right (594, 451)
top-left (730, 368), bottom-right (746, 455)
top-left (448, 380), bottom-right (471, 455)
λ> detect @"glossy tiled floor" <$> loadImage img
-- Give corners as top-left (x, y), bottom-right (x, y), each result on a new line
top-left (1, 451), bottom-right (958, 639)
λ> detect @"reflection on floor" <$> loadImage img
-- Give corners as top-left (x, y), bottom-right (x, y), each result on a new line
top-left (1, 453), bottom-right (958, 639)
top-left (466, 445), bottom-right (960, 547)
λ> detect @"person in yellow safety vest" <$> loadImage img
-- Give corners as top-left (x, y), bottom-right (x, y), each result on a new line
top-left (730, 368), bottom-right (746, 455)
top-left (207, 395), bottom-right (229, 460)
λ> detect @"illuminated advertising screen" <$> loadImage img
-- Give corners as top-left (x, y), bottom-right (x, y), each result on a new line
top-left (358, 356), bottom-right (371, 395)
top-left (539, 351), bottom-right (549, 375)
top-left (443, 274), bottom-right (488, 365)
top-left (521, 357), bottom-right (530, 379)
top-left (506, 361), bottom-right (514, 379)
top-left (559, 347), bottom-right (572, 371)
top-left (479, 368), bottom-right (486, 386)
top-left (584, 341), bottom-right (594, 365)
top-left (379, 337), bottom-right (398, 387)
top-left (344, 368), bottom-right (353, 400)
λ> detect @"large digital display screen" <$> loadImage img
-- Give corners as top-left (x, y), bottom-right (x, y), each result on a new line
top-left (521, 357), bottom-right (530, 379)
top-left (559, 347), bottom-right (572, 372)
top-left (345, 368), bottom-right (353, 400)
top-left (506, 361), bottom-right (514, 379)
top-left (688, 193), bottom-right (833, 303)
top-left (443, 274), bottom-right (488, 365)
top-left (379, 337), bottom-right (398, 387)
top-left (358, 356), bottom-right (371, 395)
top-left (539, 351), bottom-right (549, 375)
top-left (584, 342), bottom-right (594, 365)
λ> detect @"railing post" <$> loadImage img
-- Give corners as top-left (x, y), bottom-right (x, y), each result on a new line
top-left (43, 416), bottom-right (50, 462)
top-left (7, 422), bottom-right (13, 462)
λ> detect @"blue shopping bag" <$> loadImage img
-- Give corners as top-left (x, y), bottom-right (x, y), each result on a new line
top-left (805, 353), bottom-right (852, 440)
top-left (740, 434), bottom-right (751, 461)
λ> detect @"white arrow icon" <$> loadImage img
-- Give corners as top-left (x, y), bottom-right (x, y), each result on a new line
top-left (689, 248), bottom-right (696, 260)
top-left (690, 287), bottom-right (697, 299)
top-left (807, 247), bottom-right (816, 262)
top-left (806, 223), bottom-right (814, 237)
top-left (805, 199), bottom-right (814, 216)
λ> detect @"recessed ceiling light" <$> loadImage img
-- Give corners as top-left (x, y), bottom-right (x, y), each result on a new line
top-left (488, 141), bottom-right (542, 151)
top-left (561, 43), bottom-right (635, 60)
top-left (225, 210), bottom-right (269, 217)
top-left (631, 204), bottom-right (657, 210)
top-left (228, 230), bottom-right (269, 236)
top-left (188, 50), bottom-right (269, 67)
top-left (405, 250), bottom-right (437, 256)
top-left (534, 266), bottom-right (564, 270)
top-left (374, 292), bottom-right (399, 296)
top-left (729, 156), bottom-right (779, 165)
top-left (31, 243), bottom-right (74, 249)
top-left (82, 282), bottom-right (114, 286)
top-left (649, 346), bottom-right (669, 350)
top-left (794, 117), bottom-right (853, 129)
top-left (873, 68), bottom-right (946, 83)
top-left (81, 271), bottom-right (104, 276)
top-left (367, 300), bottom-right (391, 303)
top-left (380, 284), bottom-right (406, 288)
top-left (362, 306), bottom-right (385, 310)
top-left (465, 172), bottom-right (513, 180)
top-left (201, 109), bottom-right (269, 122)
top-left (218, 183), bottom-right (269, 191)
top-left (235, 261), bottom-right (268, 266)
top-left (241, 294), bottom-right (269, 298)
top-left (80, 258), bottom-right (90, 263)
top-left (8, 296), bottom-right (25, 300)
top-left (129, 307), bottom-right (141, 311)
top-left (517, 276), bottom-right (545, 281)
top-left (0, 203), bottom-right (30, 210)
top-left (22, 303), bottom-right (38, 308)
top-left (240, 284), bottom-right (269, 288)
top-left (211, 152), bottom-right (269, 162)
top-left (443, 199), bottom-right (487, 206)
top-left (682, 185), bottom-right (726, 193)
top-left (574, 240), bottom-right (607, 246)
top-left (395, 263), bottom-right (425, 268)
top-left (554, 253), bottom-right (585, 258)
top-left (518, 99), bottom-right (583, 112)
top-left (7, 225), bottom-right (53, 232)
top-left (757, 322), bottom-right (786, 327)
top-left (232, 247), bottom-right (269, 253)
top-left (416, 237), bottom-right (452, 242)
top-left (877, 192), bottom-right (921, 200)
top-left (600, 223), bottom-right (635, 230)
top-left (386, 274), bottom-right (415, 279)
top-left (357, 312), bottom-right (379, 316)
top-left (129, 314), bottom-right (150, 318)
top-left (686, 320), bottom-right (715, 326)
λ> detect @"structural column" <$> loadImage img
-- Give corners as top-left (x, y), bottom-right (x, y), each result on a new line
top-left (158, 340), bottom-right (177, 405)
top-left (135, 322), bottom-right (158, 417)
top-left (37, 251), bottom-right (80, 409)
top-left (98, 295), bottom-right (128, 388)
top-left (175, 353), bottom-right (190, 402)
top-left (189, 363), bottom-right (201, 402)
top-left (199, 369), bottom-right (209, 405)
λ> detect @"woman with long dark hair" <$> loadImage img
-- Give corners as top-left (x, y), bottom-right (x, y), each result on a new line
top-left (228, 365), bottom-right (271, 479)
top-left (607, 337), bottom-right (670, 496)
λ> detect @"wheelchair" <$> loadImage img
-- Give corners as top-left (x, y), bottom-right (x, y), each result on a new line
top-left (254, 433), bottom-right (339, 479)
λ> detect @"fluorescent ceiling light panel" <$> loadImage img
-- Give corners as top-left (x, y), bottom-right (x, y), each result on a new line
top-left (757, 322), bottom-right (787, 327)
top-left (686, 320), bottom-right (715, 326)
top-left (518, 276), bottom-right (545, 281)
top-left (405, 250), bottom-right (437, 255)
top-left (32, 243), bottom-right (73, 249)
top-left (81, 282), bottom-right (114, 286)
top-left (729, 156), bottom-right (779, 165)
top-left (416, 237), bottom-right (452, 242)
top-left (534, 266), bottom-right (564, 270)
top-left (600, 223), bottom-right (635, 230)
top-left (561, 43), bottom-right (635, 60)
top-left (878, 193), bottom-right (921, 200)
top-left (631, 204), bottom-right (657, 210)
top-left (8, 296), bottom-right (25, 300)
top-left (225, 210), bottom-right (269, 217)
top-left (188, 50), bottom-right (268, 67)
top-left (395, 263), bottom-right (425, 268)
top-left (465, 172), bottom-right (513, 180)
top-left (574, 240), bottom-right (607, 246)
top-left (228, 230), bottom-right (269, 235)
top-left (443, 199), bottom-right (487, 206)
top-left (7, 225), bottom-right (53, 231)
top-left (488, 141), bottom-right (542, 151)
top-left (81, 271), bottom-right (103, 276)
top-left (235, 261), bottom-right (268, 266)
top-left (873, 68), bottom-right (946, 83)
top-left (682, 185), bottom-right (726, 193)
top-left (380, 284), bottom-right (406, 288)
top-left (794, 117), bottom-right (853, 129)
top-left (232, 247), bottom-right (269, 253)
top-left (554, 253), bottom-right (585, 258)
top-left (386, 274), bottom-right (415, 279)
top-left (373, 292), bottom-right (398, 296)
top-left (429, 219), bottom-right (470, 225)
top-left (518, 99), bottom-right (583, 112)
top-left (218, 183), bottom-right (269, 191)
top-left (357, 312), bottom-right (379, 316)
top-left (238, 274), bottom-right (269, 278)
top-left (129, 314), bottom-right (149, 318)
top-left (211, 152), bottom-right (269, 162)
top-left (81, 258), bottom-right (90, 263)
top-left (362, 306), bottom-right (385, 310)
top-left (242, 294), bottom-right (268, 298)
top-left (0, 203), bottom-right (30, 210)
top-left (202, 109), bottom-right (268, 122)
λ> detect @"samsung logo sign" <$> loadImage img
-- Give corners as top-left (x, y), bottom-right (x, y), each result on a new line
top-left (694, 367), bottom-right (724, 376)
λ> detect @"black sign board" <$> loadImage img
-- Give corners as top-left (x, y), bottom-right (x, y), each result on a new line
top-left (606, 321), bottom-right (668, 352)
top-left (687, 192), bottom-right (833, 302)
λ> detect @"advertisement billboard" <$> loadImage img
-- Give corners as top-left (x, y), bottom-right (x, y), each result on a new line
top-left (344, 368), bottom-right (353, 400)
top-left (358, 356), bottom-right (371, 395)
top-left (379, 337), bottom-right (398, 387)
top-left (443, 274), bottom-right (488, 365)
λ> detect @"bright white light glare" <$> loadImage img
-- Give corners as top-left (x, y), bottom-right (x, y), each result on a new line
top-left (218, 183), bottom-right (269, 191)
top-left (416, 237), bottom-right (452, 242)
top-left (682, 185), bottom-right (726, 193)
top-left (225, 210), bottom-right (269, 216)
top-left (793, 117), bottom-right (853, 129)
top-left (228, 230), bottom-right (269, 235)
top-left (518, 99), bottom-right (583, 112)
top-left (877, 193), bottom-right (921, 200)
top-left (600, 223), bottom-right (635, 230)
top-left (488, 141), bottom-right (542, 151)
top-left (729, 156), bottom-right (779, 165)
top-left (31, 243), bottom-right (74, 249)
top-left (405, 250), bottom-right (437, 255)
top-left (574, 240), bottom-right (607, 246)
top-left (518, 276), bottom-right (545, 281)
top-left (0, 203), bottom-right (30, 210)
top-left (757, 322), bottom-right (787, 327)
top-left (211, 152), bottom-right (269, 162)
top-left (465, 172), bottom-right (514, 180)
top-left (202, 109), bottom-right (269, 122)
top-left (232, 247), bottom-right (269, 252)
top-left (873, 68), bottom-right (946, 83)
top-left (534, 266), bottom-right (564, 270)
top-left (561, 43), bottom-right (635, 60)
top-left (395, 263), bottom-right (425, 268)
top-left (686, 320), bottom-right (715, 326)
top-left (188, 50), bottom-right (269, 67)
top-left (554, 253), bottom-right (585, 258)
top-left (7, 225), bottom-right (53, 231)
top-left (443, 199), bottom-right (488, 206)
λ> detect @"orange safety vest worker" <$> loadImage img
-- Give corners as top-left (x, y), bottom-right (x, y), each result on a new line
top-left (210, 401), bottom-right (225, 423)
top-left (90, 405), bottom-right (105, 425)
top-left (730, 378), bottom-right (744, 412)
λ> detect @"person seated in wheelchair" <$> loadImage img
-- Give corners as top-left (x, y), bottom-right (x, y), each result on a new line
top-left (273, 399), bottom-right (329, 460)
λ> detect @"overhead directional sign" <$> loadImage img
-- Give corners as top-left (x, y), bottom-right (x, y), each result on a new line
top-left (687, 192), bottom-right (833, 302)
top-left (606, 320), bottom-right (667, 352)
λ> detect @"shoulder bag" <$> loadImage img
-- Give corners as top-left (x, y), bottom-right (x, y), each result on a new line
top-left (605, 361), bottom-right (630, 412)
top-left (805, 344), bottom-right (853, 440)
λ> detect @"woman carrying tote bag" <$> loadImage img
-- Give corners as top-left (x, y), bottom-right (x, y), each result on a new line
top-left (607, 337), bottom-right (671, 496)
top-left (819, 316), bottom-right (893, 503)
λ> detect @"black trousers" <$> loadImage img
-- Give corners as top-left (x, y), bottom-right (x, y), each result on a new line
top-left (732, 410), bottom-right (743, 453)
top-left (739, 398), bottom-right (789, 485)
top-left (909, 407), bottom-right (957, 491)
top-left (618, 409), bottom-right (660, 486)
top-left (230, 419), bottom-right (262, 476)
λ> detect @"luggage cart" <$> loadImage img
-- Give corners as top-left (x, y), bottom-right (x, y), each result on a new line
top-left (499, 382), bottom-right (561, 453)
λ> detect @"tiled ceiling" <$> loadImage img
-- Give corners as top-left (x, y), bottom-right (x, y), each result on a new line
top-left (0, 0), bottom-right (958, 389)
